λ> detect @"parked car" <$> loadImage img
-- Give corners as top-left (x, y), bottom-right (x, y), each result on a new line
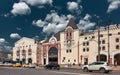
top-left (23, 64), bottom-right (36, 68)
top-left (44, 63), bottom-right (60, 70)
top-left (82, 61), bottom-right (112, 73)
top-left (13, 63), bottom-right (22, 67)
top-left (28, 64), bottom-right (36, 68)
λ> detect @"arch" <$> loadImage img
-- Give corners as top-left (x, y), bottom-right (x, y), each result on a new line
top-left (114, 53), bottom-right (120, 65)
top-left (28, 58), bottom-right (32, 64)
top-left (48, 47), bottom-right (58, 64)
top-left (96, 54), bottom-right (107, 61)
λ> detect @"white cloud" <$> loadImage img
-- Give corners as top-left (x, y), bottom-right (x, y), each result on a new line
top-left (0, 38), bottom-right (5, 43)
top-left (67, 1), bottom-right (82, 16)
top-left (32, 20), bottom-right (47, 27)
top-left (0, 38), bottom-right (12, 52)
top-left (67, 2), bottom-right (79, 11)
top-left (10, 33), bottom-right (21, 39)
top-left (77, 14), bottom-right (96, 31)
top-left (107, 0), bottom-right (120, 13)
top-left (33, 12), bottom-right (73, 34)
top-left (20, 0), bottom-right (53, 6)
top-left (11, 2), bottom-right (31, 16)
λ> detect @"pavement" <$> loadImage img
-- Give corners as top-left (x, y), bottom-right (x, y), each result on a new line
top-left (59, 65), bottom-right (120, 71)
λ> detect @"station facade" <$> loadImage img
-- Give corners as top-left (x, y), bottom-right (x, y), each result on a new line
top-left (13, 18), bottom-right (120, 66)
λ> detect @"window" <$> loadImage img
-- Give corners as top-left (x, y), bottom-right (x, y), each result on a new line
top-left (102, 46), bottom-right (105, 50)
top-left (87, 48), bottom-right (89, 52)
top-left (118, 32), bottom-right (120, 35)
top-left (83, 42), bottom-right (85, 46)
top-left (92, 36), bottom-right (95, 39)
top-left (109, 33), bottom-right (112, 36)
top-left (116, 38), bottom-right (119, 42)
top-left (74, 59), bottom-right (76, 62)
top-left (63, 57), bottom-right (66, 60)
top-left (102, 40), bottom-right (105, 44)
top-left (28, 49), bottom-right (32, 55)
top-left (68, 60), bottom-right (70, 62)
top-left (100, 34), bottom-right (103, 37)
top-left (85, 37), bottom-right (87, 40)
top-left (69, 49), bottom-right (72, 52)
top-left (83, 48), bottom-right (85, 52)
top-left (116, 45), bottom-right (119, 49)
top-left (66, 49), bottom-right (68, 53)
top-left (86, 42), bottom-right (89, 46)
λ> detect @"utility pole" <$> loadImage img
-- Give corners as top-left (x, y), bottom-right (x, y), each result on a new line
top-left (108, 20), bottom-right (111, 64)
top-left (98, 20), bottom-right (101, 61)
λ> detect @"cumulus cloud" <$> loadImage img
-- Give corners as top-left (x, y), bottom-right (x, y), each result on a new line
top-left (32, 20), bottom-right (47, 27)
top-left (20, 0), bottom-right (53, 6)
top-left (33, 12), bottom-right (73, 34)
top-left (0, 38), bottom-right (5, 43)
top-left (11, 2), bottom-right (31, 16)
top-left (67, 1), bottom-right (82, 15)
top-left (67, 2), bottom-right (79, 11)
top-left (0, 38), bottom-right (12, 52)
top-left (77, 14), bottom-right (96, 31)
top-left (107, 0), bottom-right (120, 13)
top-left (10, 33), bottom-right (21, 39)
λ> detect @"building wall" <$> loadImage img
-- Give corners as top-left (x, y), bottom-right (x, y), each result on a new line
top-left (60, 27), bottom-right (80, 65)
top-left (13, 37), bottom-right (38, 64)
top-left (79, 25), bottom-right (120, 65)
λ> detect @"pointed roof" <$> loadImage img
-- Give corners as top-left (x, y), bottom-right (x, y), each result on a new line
top-left (66, 18), bottom-right (78, 29)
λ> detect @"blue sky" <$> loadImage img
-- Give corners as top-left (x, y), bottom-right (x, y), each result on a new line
top-left (0, 0), bottom-right (120, 52)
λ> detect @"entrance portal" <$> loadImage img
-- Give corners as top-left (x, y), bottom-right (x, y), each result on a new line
top-left (28, 58), bottom-right (32, 64)
top-left (114, 53), bottom-right (120, 65)
top-left (48, 47), bottom-right (58, 64)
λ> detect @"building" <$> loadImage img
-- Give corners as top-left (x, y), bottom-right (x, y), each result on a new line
top-left (0, 51), bottom-right (12, 62)
top-left (13, 37), bottom-right (41, 64)
top-left (12, 18), bottom-right (120, 66)
top-left (40, 18), bottom-right (120, 66)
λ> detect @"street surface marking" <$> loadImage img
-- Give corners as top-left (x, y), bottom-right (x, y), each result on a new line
top-left (50, 71), bottom-right (90, 75)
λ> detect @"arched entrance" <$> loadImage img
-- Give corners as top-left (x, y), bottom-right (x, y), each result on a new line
top-left (114, 53), bottom-right (120, 65)
top-left (48, 47), bottom-right (58, 64)
top-left (96, 54), bottom-right (107, 61)
top-left (28, 58), bottom-right (32, 64)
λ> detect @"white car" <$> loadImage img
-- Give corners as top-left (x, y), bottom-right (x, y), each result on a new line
top-left (82, 61), bottom-right (112, 73)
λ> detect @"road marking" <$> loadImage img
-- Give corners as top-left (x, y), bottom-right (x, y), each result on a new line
top-left (50, 71), bottom-right (90, 75)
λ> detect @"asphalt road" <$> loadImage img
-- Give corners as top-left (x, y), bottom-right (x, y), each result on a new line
top-left (0, 67), bottom-right (120, 75)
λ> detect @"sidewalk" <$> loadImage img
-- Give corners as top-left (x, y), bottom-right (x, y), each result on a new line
top-left (61, 65), bottom-right (120, 71)
top-left (112, 66), bottom-right (120, 70)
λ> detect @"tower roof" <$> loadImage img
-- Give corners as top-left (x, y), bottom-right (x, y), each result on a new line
top-left (66, 18), bottom-right (78, 29)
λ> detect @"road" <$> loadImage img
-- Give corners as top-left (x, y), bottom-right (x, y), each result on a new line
top-left (0, 67), bottom-right (120, 75)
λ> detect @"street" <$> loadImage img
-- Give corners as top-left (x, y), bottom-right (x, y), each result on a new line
top-left (0, 67), bottom-right (120, 75)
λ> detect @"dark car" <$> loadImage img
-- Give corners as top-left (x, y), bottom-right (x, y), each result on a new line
top-left (44, 63), bottom-right (60, 70)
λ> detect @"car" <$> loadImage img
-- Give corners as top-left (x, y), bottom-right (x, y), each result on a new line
top-left (82, 61), bottom-right (112, 73)
top-left (13, 63), bottom-right (22, 67)
top-left (44, 63), bottom-right (60, 70)
top-left (23, 64), bottom-right (36, 68)
top-left (28, 64), bottom-right (36, 68)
